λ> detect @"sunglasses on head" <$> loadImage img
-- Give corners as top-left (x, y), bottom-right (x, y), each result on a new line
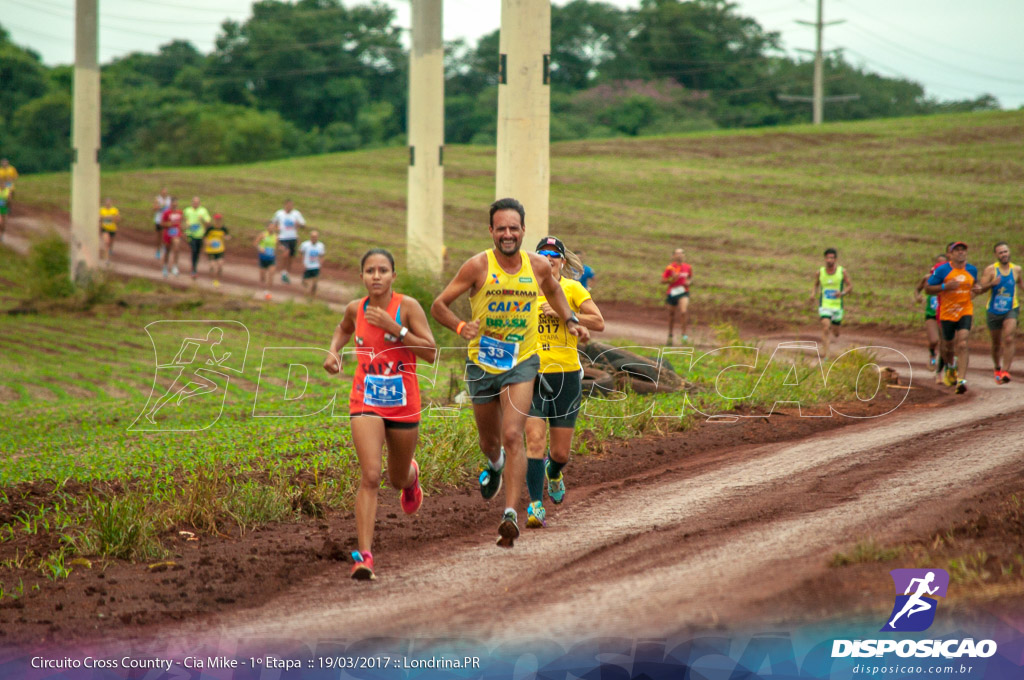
top-left (538, 250), bottom-right (563, 259)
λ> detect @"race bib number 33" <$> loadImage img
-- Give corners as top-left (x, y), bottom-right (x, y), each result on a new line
top-left (479, 335), bottom-right (519, 371)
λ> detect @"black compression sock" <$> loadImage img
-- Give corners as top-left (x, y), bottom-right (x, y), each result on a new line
top-left (527, 458), bottom-right (546, 502)
top-left (546, 457), bottom-right (567, 479)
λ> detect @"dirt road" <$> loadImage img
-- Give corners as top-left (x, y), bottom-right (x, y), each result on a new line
top-left (3, 208), bottom-right (1022, 650)
top-left (140, 370), bottom-right (1015, 646)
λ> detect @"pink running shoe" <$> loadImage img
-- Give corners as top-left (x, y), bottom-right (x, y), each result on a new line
top-left (351, 551), bottom-right (375, 580)
top-left (400, 459), bottom-right (422, 515)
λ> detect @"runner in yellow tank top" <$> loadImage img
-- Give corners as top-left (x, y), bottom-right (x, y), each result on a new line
top-left (524, 236), bottom-right (605, 529)
top-left (432, 198), bottom-right (590, 548)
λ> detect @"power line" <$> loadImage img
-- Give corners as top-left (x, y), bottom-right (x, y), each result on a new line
top-left (832, 0), bottom-right (1024, 68)
top-left (842, 22), bottom-right (1024, 87)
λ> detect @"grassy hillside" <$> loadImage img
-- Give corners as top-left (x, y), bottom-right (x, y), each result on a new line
top-left (17, 110), bottom-right (1024, 329)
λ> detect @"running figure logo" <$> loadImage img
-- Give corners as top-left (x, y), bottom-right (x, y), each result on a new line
top-left (881, 568), bottom-right (949, 632)
top-left (131, 321), bottom-right (249, 432)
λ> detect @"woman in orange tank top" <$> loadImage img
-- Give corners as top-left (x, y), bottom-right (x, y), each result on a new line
top-left (323, 248), bottom-right (437, 580)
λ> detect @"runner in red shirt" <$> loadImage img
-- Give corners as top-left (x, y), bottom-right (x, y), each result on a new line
top-left (323, 248), bottom-right (437, 581)
top-left (160, 198), bottom-right (184, 277)
top-left (662, 248), bottom-right (693, 345)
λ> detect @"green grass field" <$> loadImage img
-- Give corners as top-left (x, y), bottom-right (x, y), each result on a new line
top-left (16, 109), bottom-right (1024, 329)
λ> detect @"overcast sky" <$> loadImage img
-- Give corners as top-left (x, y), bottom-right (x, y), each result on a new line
top-left (4, 0), bottom-right (1023, 109)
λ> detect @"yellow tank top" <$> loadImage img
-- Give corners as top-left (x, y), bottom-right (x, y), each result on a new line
top-left (537, 276), bottom-right (591, 373)
top-left (468, 249), bottom-right (539, 374)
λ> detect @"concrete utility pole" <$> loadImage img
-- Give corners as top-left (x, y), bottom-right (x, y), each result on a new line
top-left (787, 0), bottom-right (856, 124)
top-left (495, 0), bottom-right (550, 235)
top-left (71, 0), bottom-right (101, 282)
top-left (406, 0), bottom-right (445, 276)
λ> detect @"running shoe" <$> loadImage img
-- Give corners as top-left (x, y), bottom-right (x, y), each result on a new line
top-left (264, 291), bottom-right (272, 301)
top-left (400, 459), bottom-right (422, 515)
top-left (545, 458), bottom-right (565, 504)
top-left (281, 271), bottom-right (291, 284)
top-left (995, 370), bottom-right (1003, 385)
top-left (171, 265), bottom-right (179, 276)
top-left (350, 551), bottom-right (375, 580)
top-left (955, 380), bottom-right (968, 394)
top-left (496, 510), bottom-right (519, 548)
top-left (666, 335), bottom-right (674, 347)
top-left (478, 462), bottom-right (503, 500)
top-left (1001, 371), bottom-right (1012, 384)
top-left (681, 335), bottom-right (690, 343)
top-left (213, 279), bottom-right (220, 287)
top-left (526, 500), bottom-right (546, 528)
top-left (943, 367), bottom-right (957, 387)
top-left (162, 265), bottom-right (168, 278)
top-left (155, 248), bottom-right (162, 259)
top-left (929, 355), bottom-right (937, 368)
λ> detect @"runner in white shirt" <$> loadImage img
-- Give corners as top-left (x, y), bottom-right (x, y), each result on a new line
top-left (272, 199), bottom-right (306, 283)
top-left (299, 230), bottom-right (326, 298)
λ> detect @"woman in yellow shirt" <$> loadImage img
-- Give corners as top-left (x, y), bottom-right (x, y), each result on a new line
top-left (99, 197), bottom-right (120, 261)
top-left (524, 236), bottom-right (605, 528)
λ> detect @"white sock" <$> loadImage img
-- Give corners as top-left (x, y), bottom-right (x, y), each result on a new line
top-left (491, 447), bottom-right (505, 471)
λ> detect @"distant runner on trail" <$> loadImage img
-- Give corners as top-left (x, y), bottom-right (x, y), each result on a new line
top-left (203, 213), bottom-right (230, 287)
top-left (144, 328), bottom-right (232, 424)
top-left (299, 230), bottom-right (326, 298)
top-left (810, 247), bottom-right (853, 357)
top-left (323, 248), bottom-right (436, 580)
top-left (99, 197), bottom-right (120, 262)
top-left (888, 571), bottom-right (939, 629)
top-left (925, 241), bottom-right (980, 394)
top-left (255, 222), bottom-right (279, 300)
top-left (160, 197), bottom-right (184, 278)
top-left (152, 187), bottom-right (171, 259)
top-left (662, 248), bottom-right (692, 346)
top-left (183, 196), bottom-right (212, 280)
top-left (272, 199), bottom-right (306, 284)
top-left (524, 236), bottom-right (604, 529)
top-left (914, 252), bottom-right (948, 375)
top-left (976, 241), bottom-right (1022, 384)
top-left (431, 197), bottom-right (589, 549)
top-left (0, 159), bottom-right (18, 220)
top-left (0, 184), bottom-right (11, 244)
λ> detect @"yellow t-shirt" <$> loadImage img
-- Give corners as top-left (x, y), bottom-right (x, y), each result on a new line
top-left (0, 166), bottom-right (18, 186)
top-left (536, 276), bottom-right (591, 373)
top-left (99, 206), bottom-right (120, 232)
top-left (468, 249), bottom-right (539, 374)
top-left (204, 226), bottom-right (228, 254)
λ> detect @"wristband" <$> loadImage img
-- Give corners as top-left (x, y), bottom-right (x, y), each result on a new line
top-left (941, 283), bottom-right (946, 291)
top-left (456, 320), bottom-right (466, 335)
top-left (568, 313), bottom-right (581, 326)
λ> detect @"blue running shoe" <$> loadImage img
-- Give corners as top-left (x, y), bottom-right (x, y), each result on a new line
top-left (545, 458), bottom-right (565, 504)
top-left (479, 463), bottom-right (503, 500)
top-left (526, 500), bottom-right (546, 528)
top-left (496, 510), bottom-right (519, 548)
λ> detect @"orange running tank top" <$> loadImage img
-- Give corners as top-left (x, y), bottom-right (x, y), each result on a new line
top-left (349, 294), bottom-right (421, 422)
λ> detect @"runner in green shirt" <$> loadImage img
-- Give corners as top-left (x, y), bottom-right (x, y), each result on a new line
top-left (182, 196), bottom-right (212, 280)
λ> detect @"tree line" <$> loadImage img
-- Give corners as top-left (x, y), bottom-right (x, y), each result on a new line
top-left (0, 0), bottom-right (999, 173)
